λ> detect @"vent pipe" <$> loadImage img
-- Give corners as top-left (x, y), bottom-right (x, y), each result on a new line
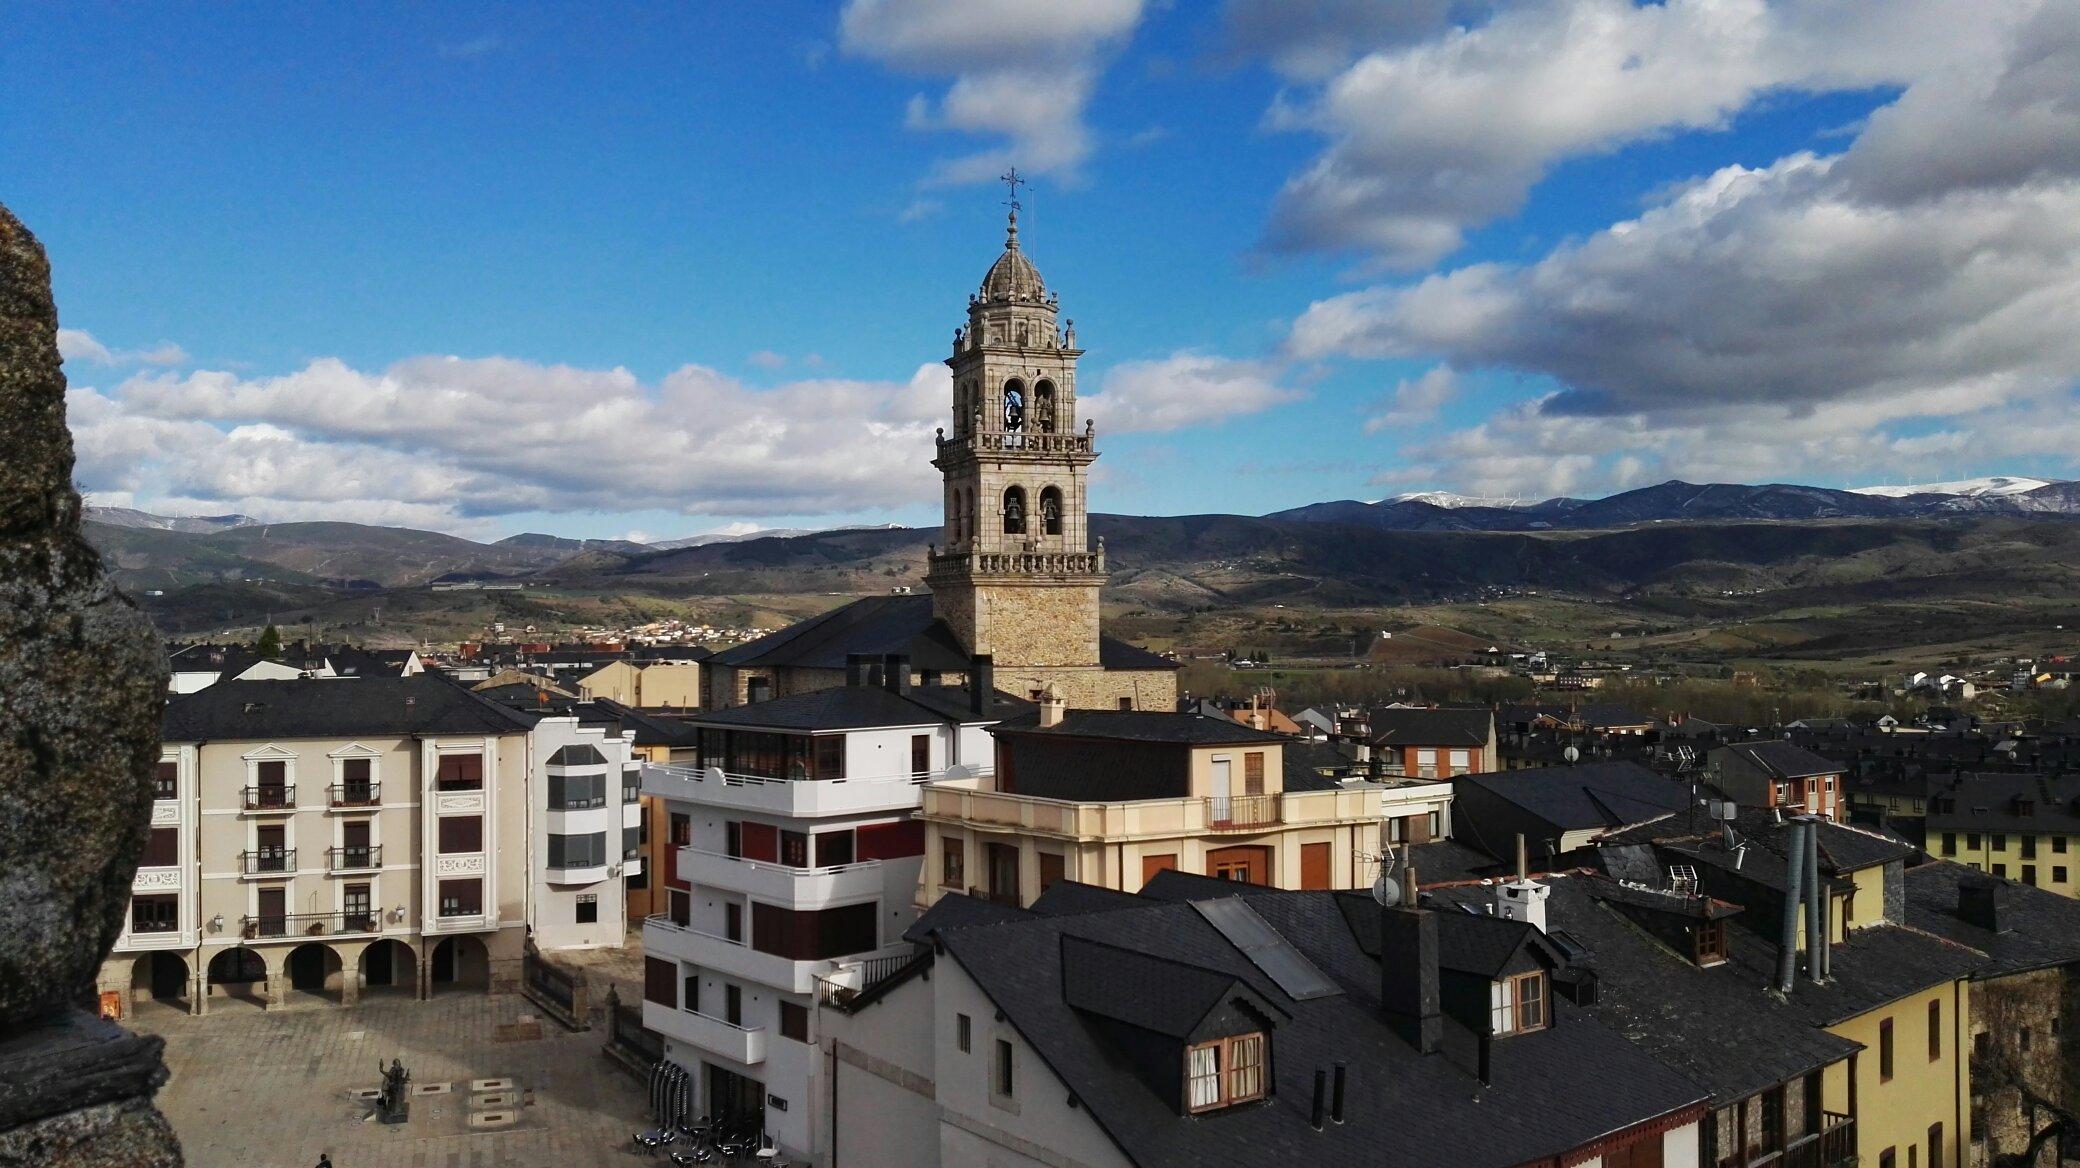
top-left (1776, 819), bottom-right (1807, 994)
top-left (1802, 816), bottom-right (1824, 982)
top-left (1331, 1062), bottom-right (1347, 1124)
top-left (1310, 1069), bottom-right (1327, 1130)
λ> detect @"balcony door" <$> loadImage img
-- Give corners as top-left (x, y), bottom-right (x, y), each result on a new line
top-left (1209, 756), bottom-right (1234, 822)
top-left (256, 886), bottom-right (286, 935)
top-left (986, 842), bottom-right (1020, 906)
top-left (256, 824), bottom-right (287, 871)
top-left (342, 820), bottom-right (372, 868)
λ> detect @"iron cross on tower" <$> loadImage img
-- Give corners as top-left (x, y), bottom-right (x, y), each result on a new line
top-left (1000, 167), bottom-right (1026, 214)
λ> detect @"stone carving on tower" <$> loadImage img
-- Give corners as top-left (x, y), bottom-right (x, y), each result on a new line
top-left (928, 191), bottom-right (1106, 683)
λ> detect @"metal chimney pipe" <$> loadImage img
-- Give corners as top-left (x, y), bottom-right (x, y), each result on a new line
top-left (1776, 819), bottom-right (1807, 994)
top-left (1516, 833), bottom-right (1528, 882)
top-left (1331, 1062), bottom-right (1347, 1123)
top-left (1803, 816), bottom-right (1824, 982)
top-left (1310, 1069), bottom-right (1327, 1130)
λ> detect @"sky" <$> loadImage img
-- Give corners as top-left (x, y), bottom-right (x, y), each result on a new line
top-left (6, 0), bottom-right (2080, 542)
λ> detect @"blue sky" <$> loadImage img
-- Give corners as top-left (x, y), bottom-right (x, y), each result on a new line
top-left (8, 1), bottom-right (2079, 540)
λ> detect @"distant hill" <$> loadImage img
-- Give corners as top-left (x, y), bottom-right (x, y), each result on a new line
top-left (495, 532), bottom-right (651, 555)
top-left (1268, 478), bottom-right (2080, 532)
top-left (86, 506), bottom-right (259, 534)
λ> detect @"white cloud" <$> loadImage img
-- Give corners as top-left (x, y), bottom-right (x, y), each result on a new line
top-left (746, 349), bottom-right (789, 371)
top-left (1288, 1), bottom-right (2080, 496)
top-left (1363, 365), bottom-right (1456, 433)
top-left (1223, 0), bottom-right (1479, 81)
top-left (58, 328), bottom-right (189, 368)
top-left (840, 0), bottom-right (1146, 183)
top-left (1258, 0), bottom-right (2016, 268)
top-left (1082, 353), bottom-right (1303, 433)
top-left (58, 328), bottom-right (115, 365)
top-left (67, 354), bottom-right (958, 531)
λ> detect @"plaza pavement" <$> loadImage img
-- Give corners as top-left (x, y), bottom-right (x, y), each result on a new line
top-left (131, 989), bottom-right (654, 1168)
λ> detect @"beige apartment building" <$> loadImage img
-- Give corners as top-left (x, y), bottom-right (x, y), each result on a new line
top-left (918, 705), bottom-right (1385, 908)
top-left (578, 657), bottom-right (705, 710)
top-left (98, 674), bottom-right (533, 1017)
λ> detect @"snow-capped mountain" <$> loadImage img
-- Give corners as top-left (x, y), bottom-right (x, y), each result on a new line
top-left (1850, 476), bottom-right (2051, 499)
top-left (1383, 491), bottom-right (1541, 510)
top-left (85, 506), bottom-right (260, 534)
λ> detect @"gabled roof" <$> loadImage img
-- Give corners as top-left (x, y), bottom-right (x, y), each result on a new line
top-left (162, 673), bottom-right (532, 741)
top-left (1904, 862), bottom-right (2080, 977)
top-left (1060, 934), bottom-right (1284, 1039)
top-left (1453, 762), bottom-right (1693, 852)
top-left (707, 594), bottom-right (972, 672)
top-left (1031, 880), bottom-right (1149, 917)
top-left (930, 888), bottom-right (1708, 1168)
top-left (1100, 635), bottom-right (1180, 671)
top-left (1427, 876), bottom-right (1855, 1103)
top-left (1716, 740), bottom-right (1842, 779)
top-left (1926, 772), bottom-right (2080, 833)
top-left (1363, 706), bottom-right (1493, 746)
top-left (902, 891), bottom-right (1034, 944)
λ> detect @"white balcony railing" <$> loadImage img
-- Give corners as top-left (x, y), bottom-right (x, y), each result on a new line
top-left (643, 914), bottom-right (830, 994)
top-left (642, 764), bottom-right (973, 818)
top-left (642, 999), bottom-right (768, 1066)
top-left (676, 848), bottom-right (885, 909)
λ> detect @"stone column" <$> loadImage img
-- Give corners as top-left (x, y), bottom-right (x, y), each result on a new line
top-left (0, 202), bottom-right (182, 1163)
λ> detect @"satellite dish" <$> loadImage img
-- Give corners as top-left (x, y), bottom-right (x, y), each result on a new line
top-left (942, 763), bottom-right (972, 782)
top-left (1371, 872), bottom-right (1402, 907)
top-left (1563, 745), bottom-right (1581, 764)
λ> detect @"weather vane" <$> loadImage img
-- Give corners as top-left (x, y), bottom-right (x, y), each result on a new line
top-left (1000, 167), bottom-right (1025, 214)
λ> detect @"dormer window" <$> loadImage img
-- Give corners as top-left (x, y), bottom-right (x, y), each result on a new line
top-left (1490, 971), bottom-right (1547, 1035)
top-left (1694, 920), bottom-right (1728, 966)
top-left (1185, 1032), bottom-right (1267, 1113)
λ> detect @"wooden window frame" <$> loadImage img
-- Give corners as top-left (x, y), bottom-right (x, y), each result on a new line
top-left (1695, 920), bottom-right (1727, 965)
top-left (1492, 971), bottom-right (1547, 1035)
top-left (1185, 1032), bottom-right (1269, 1114)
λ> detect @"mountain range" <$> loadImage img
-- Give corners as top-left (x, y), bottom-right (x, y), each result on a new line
top-left (1284, 477), bottom-right (2080, 533)
top-left (83, 476), bottom-right (2080, 635)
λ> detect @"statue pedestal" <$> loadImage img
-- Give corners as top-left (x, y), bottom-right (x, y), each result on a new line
top-left (0, 1010), bottom-right (182, 1167)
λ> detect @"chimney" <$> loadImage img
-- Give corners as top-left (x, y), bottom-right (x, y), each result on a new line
top-left (846, 653), bottom-right (871, 687)
top-left (1330, 1062), bottom-right (1347, 1123)
top-left (969, 654), bottom-right (994, 717)
top-left (883, 653), bottom-right (912, 695)
top-left (1379, 867), bottom-right (1442, 1055)
top-left (1038, 685), bottom-right (1066, 729)
top-left (1776, 819), bottom-right (1809, 994)
top-left (1494, 833), bottom-right (1550, 934)
top-left (1958, 876), bottom-right (2007, 933)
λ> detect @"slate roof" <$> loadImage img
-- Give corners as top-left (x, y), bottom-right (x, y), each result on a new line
top-left (930, 888), bottom-right (1709, 1168)
top-left (1601, 809), bottom-right (1914, 878)
top-left (1426, 877), bottom-right (1855, 1103)
top-left (1717, 916), bottom-right (1982, 1029)
top-left (548, 744), bottom-right (607, 766)
top-left (993, 709), bottom-right (1288, 745)
top-left (1904, 862), bottom-right (2080, 978)
top-left (1100, 636), bottom-right (1180, 671)
top-left (683, 682), bottom-right (1029, 731)
top-left (901, 891), bottom-right (1034, 944)
top-left (1363, 706), bottom-right (1493, 746)
top-left (707, 594), bottom-right (973, 672)
top-left (1451, 762), bottom-right (1694, 861)
top-left (1282, 740), bottom-right (1356, 792)
top-left (1926, 773), bottom-right (2080, 833)
top-left (1717, 740), bottom-right (1842, 779)
top-left (1060, 934), bottom-right (1279, 1039)
top-left (588, 699), bottom-right (702, 748)
top-left (163, 673), bottom-right (532, 741)
top-left (1031, 880), bottom-right (1150, 917)
top-left (1402, 839), bottom-right (1505, 884)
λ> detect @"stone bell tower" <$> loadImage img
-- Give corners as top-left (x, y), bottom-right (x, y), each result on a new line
top-left (927, 200), bottom-right (1106, 691)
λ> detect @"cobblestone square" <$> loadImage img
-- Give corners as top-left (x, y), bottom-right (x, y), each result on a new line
top-left (131, 993), bottom-right (652, 1168)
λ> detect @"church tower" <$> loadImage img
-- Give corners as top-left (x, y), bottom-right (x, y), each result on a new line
top-left (926, 202), bottom-right (1106, 693)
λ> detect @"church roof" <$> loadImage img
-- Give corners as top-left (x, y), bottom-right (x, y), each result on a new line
top-left (979, 211), bottom-right (1046, 303)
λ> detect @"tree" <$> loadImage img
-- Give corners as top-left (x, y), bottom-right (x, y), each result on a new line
top-left (257, 624), bottom-right (282, 661)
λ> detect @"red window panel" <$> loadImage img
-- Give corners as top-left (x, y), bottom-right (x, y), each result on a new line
top-left (740, 822), bottom-right (778, 863)
top-left (856, 820), bottom-right (925, 861)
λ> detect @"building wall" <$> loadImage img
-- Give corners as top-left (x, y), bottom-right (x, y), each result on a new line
top-left (937, 578), bottom-right (1102, 673)
top-left (1968, 967), bottom-right (2073, 1168)
top-left (820, 967), bottom-right (942, 1168)
top-left (529, 716), bottom-right (636, 951)
top-left (920, 785), bottom-right (1383, 908)
top-left (933, 955), bottom-right (1135, 1168)
top-left (100, 726), bottom-right (530, 1013)
top-left (1936, 829), bottom-right (2080, 898)
top-left (1822, 978), bottom-right (1970, 1168)
top-left (581, 661), bottom-right (704, 709)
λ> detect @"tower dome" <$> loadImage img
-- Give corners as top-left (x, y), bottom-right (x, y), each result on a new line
top-left (979, 209), bottom-right (1046, 303)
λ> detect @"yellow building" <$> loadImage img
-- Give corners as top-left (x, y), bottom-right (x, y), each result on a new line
top-left (918, 705), bottom-right (1383, 908)
top-left (578, 658), bottom-right (704, 710)
top-left (1929, 774), bottom-right (2080, 899)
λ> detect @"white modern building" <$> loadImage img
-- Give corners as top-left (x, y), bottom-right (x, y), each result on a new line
top-left (526, 712), bottom-right (644, 950)
top-left (639, 654), bottom-right (1021, 1159)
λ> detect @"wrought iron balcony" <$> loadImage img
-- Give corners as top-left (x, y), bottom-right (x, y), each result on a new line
top-left (239, 848), bottom-right (296, 876)
top-left (328, 780), bottom-right (380, 808)
top-left (1207, 793), bottom-right (1283, 831)
top-left (240, 784), bottom-right (296, 812)
top-left (327, 844), bottom-right (382, 872)
top-left (240, 910), bottom-right (379, 940)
